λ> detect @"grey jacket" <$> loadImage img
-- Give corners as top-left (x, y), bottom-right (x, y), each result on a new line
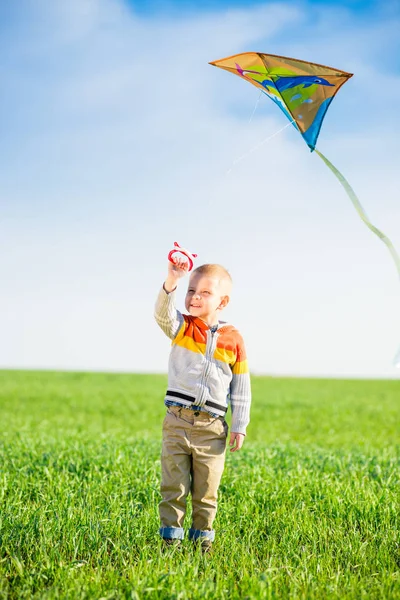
top-left (154, 286), bottom-right (251, 434)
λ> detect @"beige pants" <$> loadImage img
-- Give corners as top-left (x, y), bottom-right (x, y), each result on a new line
top-left (159, 405), bottom-right (228, 541)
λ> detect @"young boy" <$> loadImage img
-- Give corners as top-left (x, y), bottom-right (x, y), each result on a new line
top-left (154, 256), bottom-right (251, 551)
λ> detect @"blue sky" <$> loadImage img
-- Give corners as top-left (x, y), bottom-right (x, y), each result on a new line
top-left (128, 0), bottom-right (382, 16)
top-left (1, 0), bottom-right (399, 377)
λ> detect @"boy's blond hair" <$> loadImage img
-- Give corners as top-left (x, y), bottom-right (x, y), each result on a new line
top-left (191, 264), bottom-right (232, 295)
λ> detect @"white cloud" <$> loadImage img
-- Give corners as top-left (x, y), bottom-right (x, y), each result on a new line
top-left (0, 0), bottom-right (399, 377)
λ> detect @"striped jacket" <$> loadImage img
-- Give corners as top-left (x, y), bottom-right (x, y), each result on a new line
top-left (154, 286), bottom-right (251, 434)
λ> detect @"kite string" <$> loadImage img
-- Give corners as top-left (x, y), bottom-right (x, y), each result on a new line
top-left (248, 91), bottom-right (263, 123)
top-left (227, 119), bottom-right (296, 174)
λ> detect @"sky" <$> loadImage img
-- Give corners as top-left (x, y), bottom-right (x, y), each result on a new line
top-left (1, 0), bottom-right (399, 378)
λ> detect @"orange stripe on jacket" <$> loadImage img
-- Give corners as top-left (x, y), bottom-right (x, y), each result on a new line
top-left (172, 316), bottom-right (206, 354)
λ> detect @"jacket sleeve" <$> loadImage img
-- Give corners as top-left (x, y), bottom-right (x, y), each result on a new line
top-left (230, 334), bottom-right (251, 435)
top-left (154, 285), bottom-right (185, 340)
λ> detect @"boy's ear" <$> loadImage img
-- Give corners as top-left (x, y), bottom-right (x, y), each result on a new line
top-left (218, 295), bottom-right (230, 310)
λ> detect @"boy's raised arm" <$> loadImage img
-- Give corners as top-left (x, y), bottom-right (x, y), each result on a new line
top-left (154, 258), bottom-right (189, 340)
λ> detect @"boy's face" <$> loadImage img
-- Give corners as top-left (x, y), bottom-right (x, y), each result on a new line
top-left (185, 273), bottom-right (230, 326)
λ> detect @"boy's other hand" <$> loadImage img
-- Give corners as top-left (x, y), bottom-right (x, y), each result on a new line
top-left (164, 257), bottom-right (189, 292)
top-left (229, 432), bottom-right (244, 452)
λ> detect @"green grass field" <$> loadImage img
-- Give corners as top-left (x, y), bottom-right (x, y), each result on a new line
top-left (0, 370), bottom-right (399, 599)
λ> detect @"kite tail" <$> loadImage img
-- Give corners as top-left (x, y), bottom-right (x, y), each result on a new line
top-left (315, 149), bottom-right (400, 281)
top-left (315, 149), bottom-right (400, 368)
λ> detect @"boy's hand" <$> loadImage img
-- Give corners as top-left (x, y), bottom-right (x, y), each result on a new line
top-left (229, 432), bottom-right (245, 452)
top-left (164, 257), bottom-right (190, 292)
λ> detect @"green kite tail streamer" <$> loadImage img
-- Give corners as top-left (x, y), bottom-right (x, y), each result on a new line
top-left (315, 149), bottom-right (400, 281)
top-left (315, 149), bottom-right (400, 368)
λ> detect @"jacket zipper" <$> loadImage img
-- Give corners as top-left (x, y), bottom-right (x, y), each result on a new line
top-left (197, 329), bottom-right (218, 406)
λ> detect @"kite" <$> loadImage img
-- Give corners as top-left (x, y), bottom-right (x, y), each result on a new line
top-left (210, 52), bottom-right (400, 366)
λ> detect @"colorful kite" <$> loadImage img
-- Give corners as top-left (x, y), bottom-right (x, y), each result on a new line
top-left (210, 52), bottom-right (353, 152)
top-left (210, 52), bottom-right (400, 365)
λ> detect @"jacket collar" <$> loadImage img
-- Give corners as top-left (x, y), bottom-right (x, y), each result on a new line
top-left (191, 316), bottom-right (233, 332)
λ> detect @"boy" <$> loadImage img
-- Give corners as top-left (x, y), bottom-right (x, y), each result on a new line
top-left (154, 256), bottom-right (251, 552)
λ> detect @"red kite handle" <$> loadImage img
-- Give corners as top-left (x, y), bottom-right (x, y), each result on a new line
top-left (168, 241), bottom-right (197, 272)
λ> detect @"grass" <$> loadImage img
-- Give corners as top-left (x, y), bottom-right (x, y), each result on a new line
top-left (0, 370), bottom-right (399, 599)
